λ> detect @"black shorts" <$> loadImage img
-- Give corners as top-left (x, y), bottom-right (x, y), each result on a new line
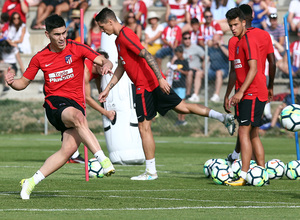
top-left (235, 97), bottom-right (266, 127)
top-left (44, 96), bottom-right (85, 133)
top-left (136, 87), bottom-right (182, 122)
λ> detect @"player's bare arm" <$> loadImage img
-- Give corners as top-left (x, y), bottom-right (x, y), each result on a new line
top-left (5, 67), bottom-right (31, 90)
top-left (139, 48), bottom-right (171, 94)
top-left (224, 61), bottom-right (236, 113)
top-left (267, 53), bottom-right (276, 102)
top-left (93, 55), bottom-right (113, 75)
top-left (229, 59), bottom-right (257, 108)
top-left (99, 59), bottom-right (125, 103)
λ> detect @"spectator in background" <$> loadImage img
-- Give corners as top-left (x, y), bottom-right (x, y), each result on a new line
top-left (2, 0), bottom-right (29, 24)
top-left (155, 14), bottom-right (182, 70)
top-left (124, 10), bottom-right (142, 40)
top-left (198, 8), bottom-right (223, 47)
top-left (183, 0), bottom-right (205, 32)
top-left (66, 9), bottom-right (87, 43)
top-left (124, 0), bottom-right (147, 30)
top-left (55, 0), bottom-right (90, 16)
top-left (249, 0), bottom-right (269, 29)
top-left (171, 45), bottom-right (190, 125)
top-left (32, 0), bottom-right (65, 30)
top-left (0, 12), bottom-right (10, 40)
top-left (210, 0), bottom-right (236, 33)
top-left (87, 13), bottom-right (102, 51)
top-left (181, 31), bottom-right (205, 102)
top-left (207, 34), bottom-right (229, 103)
top-left (265, 13), bottom-right (285, 48)
top-left (165, 0), bottom-right (187, 29)
top-left (6, 12), bottom-right (31, 54)
top-left (287, 0), bottom-right (300, 33)
top-left (190, 17), bottom-right (200, 45)
top-left (279, 28), bottom-right (300, 78)
top-left (144, 11), bottom-right (164, 56)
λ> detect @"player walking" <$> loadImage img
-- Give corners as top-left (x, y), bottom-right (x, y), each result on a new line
top-left (95, 8), bottom-right (236, 181)
top-left (224, 7), bottom-right (275, 186)
top-left (5, 14), bottom-right (115, 199)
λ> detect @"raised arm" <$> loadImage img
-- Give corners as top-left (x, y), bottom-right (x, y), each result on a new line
top-left (93, 55), bottom-right (113, 75)
top-left (5, 67), bottom-right (30, 90)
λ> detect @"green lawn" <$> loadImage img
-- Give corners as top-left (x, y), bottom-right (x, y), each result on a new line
top-left (0, 134), bottom-right (300, 219)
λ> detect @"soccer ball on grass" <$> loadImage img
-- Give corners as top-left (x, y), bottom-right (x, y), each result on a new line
top-left (246, 166), bottom-right (269, 186)
top-left (265, 159), bottom-right (285, 179)
top-left (211, 164), bottom-right (233, 185)
top-left (285, 160), bottom-right (300, 180)
top-left (88, 158), bottom-right (104, 178)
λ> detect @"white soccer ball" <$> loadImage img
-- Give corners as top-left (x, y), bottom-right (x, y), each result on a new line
top-left (203, 159), bottom-right (215, 178)
top-left (209, 158), bottom-right (227, 175)
top-left (231, 159), bottom-right (242, 178)
top-left (265, 159), bottom-right (285, 179)
top-left (211, 164), bottom-right (233, 185)
top-left (280, 104), bottom-right (300, 132)
top-left (88, 158), bottom-right (104, 178)
top-left (285, 160), bottom-right (300, 180)
top-left (246, 166), bottom-right (269, 186)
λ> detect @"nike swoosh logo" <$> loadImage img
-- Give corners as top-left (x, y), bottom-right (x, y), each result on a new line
top-left (221, 172), bottom-right (231, 177)
top-left (137, 116), bottom-right (142, 119)
top-left (241, 120), bottom-right (248, 123)
top-left (45, 63), bottom-right (53, 67)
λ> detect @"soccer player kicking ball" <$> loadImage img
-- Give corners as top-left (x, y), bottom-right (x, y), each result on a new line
top-left (224, 8), bottom-right (274, 186)
top-left (95, 8), bottom-right (236, 181)
top-left (5, 14), bottom-right (115, 200)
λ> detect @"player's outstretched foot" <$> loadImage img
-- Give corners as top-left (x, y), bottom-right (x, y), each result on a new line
top-left (225, 177), bottom-right (246, 186)
top-left (72, 154), bottom-right (85, 164)
top-left (100, 157), bottom-right (115, 176)
top-left (131, 170), bottom-right (158, 180)
top-left (20, 178), bottom-right (35, 200)
top-left (223, 114), bottom-right (236, 136)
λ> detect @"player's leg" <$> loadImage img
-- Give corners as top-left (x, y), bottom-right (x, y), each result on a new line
top-left (61, 106), bottom-right (115, 176)
top-left (251, 126), bottom-right (265, 167)
top-left (131, 119), bottom-right (158, 180)
top-left (173, 101), bottom-right (236, 135)
top-left (20, 128), bottom-right (80, 200)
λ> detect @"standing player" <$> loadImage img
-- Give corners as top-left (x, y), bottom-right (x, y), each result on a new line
top-left (223, 4), bottom-right (276, 164)
top-left (95, 8), bottom-right (236, 181)
top-left (224, 7), bottom-right (274, 186)
top-left (5, 14), bottom-right (115, 200)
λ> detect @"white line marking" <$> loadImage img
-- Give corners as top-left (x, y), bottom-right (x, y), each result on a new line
top-left (1, 206), bottom-right (300, 212)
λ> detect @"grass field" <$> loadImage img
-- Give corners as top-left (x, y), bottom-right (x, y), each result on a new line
top-left (1, 134), bottom-right (300, 219)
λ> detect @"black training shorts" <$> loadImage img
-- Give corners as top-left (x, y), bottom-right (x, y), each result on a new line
top-left (136, 87), bottom-right (182, 122)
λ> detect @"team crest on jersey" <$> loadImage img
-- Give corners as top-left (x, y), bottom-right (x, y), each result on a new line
top-left (236, 46), bottom-right (239, 55)
top-left (65, 55), bottom-right (72, 64)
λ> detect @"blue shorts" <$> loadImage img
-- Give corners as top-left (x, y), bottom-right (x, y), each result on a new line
top-left (173, 87), bottom-right (186, 99)
top-left (208, 68), bottom-right (229, 81)
top-left (293, 65), bottom-right (299, 73)
top-left (155, 47), bottom-right (174, 59)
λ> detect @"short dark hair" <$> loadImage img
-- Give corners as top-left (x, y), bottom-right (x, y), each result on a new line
top-left (96, 49), bottom-right (109, 59)
top-left (226, 7), bottom-right (245, 22)
top-left (191, 17), bottom-right (199, 25)
top-left (45, 14), bottom-right (65, 32)
top-left (174, 45), bottom-right (184, 53)
top-left (182, 31), bottom-right (190, 38)
top-left (239, 4), bottom-right (252, 21)
top-left (95, 7), bottom-right (117, 23)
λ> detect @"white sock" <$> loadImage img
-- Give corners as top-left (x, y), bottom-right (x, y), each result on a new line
top-left (71, 150), bottom-right (79, 159)
top-left (232, 150), bottom-right (240, 160)
top-left (146, 158), bottom-right (156, 174)
top-left (94, 150), bottom-right (107, 162)
top-left (32, 170), bottom-right (45, 185)
top-left (240, 171), bottom-right (247, 179)
top-left (208, 109), bottom-right (224, 122)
